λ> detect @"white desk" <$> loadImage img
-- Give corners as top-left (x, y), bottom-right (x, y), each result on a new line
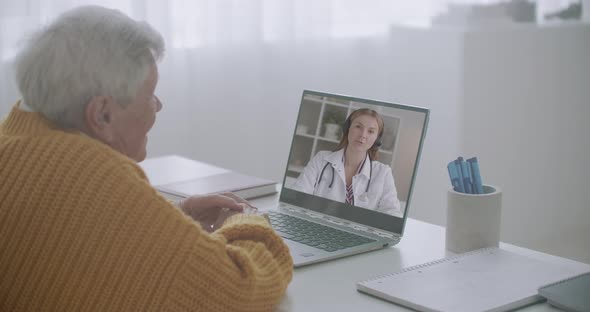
top-left (248, 196), bottom-right (586, 312)
top-left (141, 156), bottom-right (588, 312)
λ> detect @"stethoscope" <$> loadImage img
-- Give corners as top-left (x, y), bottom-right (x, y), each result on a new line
top-left (313, 154), bottom-right (373, 201)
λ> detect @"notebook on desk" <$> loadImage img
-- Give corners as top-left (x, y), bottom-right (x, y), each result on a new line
top-left (356, 247), bottom-right (590, 312)
top-left (140, 155), bottom-right (278, 200)
top-left (268, 90), bottom-right (429, 267)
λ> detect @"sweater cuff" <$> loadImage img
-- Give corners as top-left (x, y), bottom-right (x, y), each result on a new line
top-left (222, 213), bottom-right (271, 228)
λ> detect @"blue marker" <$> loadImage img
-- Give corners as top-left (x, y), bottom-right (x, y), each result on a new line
top-left (448, 159), bottom-right (464, 193)
top-left (454, 157), bottom-right (466, 193)
top-left (467, 157), bottom-right (484, 194)
top-left (460, 159), bottom-right (473, 194)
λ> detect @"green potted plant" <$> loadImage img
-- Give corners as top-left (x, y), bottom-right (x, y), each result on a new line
top-left (322, 110), bottom-right (345, 140)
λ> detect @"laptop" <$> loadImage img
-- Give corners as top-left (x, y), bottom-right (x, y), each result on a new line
top-left (271, 90), bottom-right (429, 267)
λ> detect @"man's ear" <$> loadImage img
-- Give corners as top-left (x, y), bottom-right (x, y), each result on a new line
top-left (84, 95), bottom-right (116, 143)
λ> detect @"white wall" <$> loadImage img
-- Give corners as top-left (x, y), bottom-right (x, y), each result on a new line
top-left (0, 62), bottom-right (17, 117)
top-left (462, 23), bottom-right (590, 263)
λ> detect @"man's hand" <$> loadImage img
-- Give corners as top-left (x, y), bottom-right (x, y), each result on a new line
top-left (179, 192), bottom-right (256, 232)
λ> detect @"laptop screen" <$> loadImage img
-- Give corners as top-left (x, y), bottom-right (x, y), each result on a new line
top-left (280, 90), bottom-right (429, 234)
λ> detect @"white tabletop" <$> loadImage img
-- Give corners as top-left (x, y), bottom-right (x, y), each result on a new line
top-left (246, 195), bottom-right (585, 312)
top-left (142, 156), bottom-right (586, 311)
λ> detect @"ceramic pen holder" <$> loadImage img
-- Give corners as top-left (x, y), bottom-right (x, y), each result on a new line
top-left (446, 185), bottom-right (502, 253)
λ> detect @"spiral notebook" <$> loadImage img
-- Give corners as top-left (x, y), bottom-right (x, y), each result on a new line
top-left (356, 247), bottom-right (590, 312)
top-left (538, 271), bottom-right (590, 312)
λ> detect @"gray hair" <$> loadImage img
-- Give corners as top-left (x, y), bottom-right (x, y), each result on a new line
top-left (14, 5), bottom-right (165, 129)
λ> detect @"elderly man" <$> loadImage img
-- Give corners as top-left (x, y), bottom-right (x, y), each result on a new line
top-left (0, 5), bottom-right (292, 311)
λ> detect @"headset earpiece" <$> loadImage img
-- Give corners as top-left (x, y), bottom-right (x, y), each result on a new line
top-left (374, 136), bottom-right (383, 148)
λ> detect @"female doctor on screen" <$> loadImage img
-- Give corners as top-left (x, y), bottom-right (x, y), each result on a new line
top-left (292, 108), bottom-right (401, 215)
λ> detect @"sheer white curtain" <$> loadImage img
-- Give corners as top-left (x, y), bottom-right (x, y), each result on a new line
top-left (0, 0), bottom-right (551, 172)
top-left (0, 0), bottom-right (542, 176)
top-left (0, 0), bottom-right (455, 132)
top-left (0, 1), bottom-right (460, 58)
top-left (0, 0), bottom-right (438, 105)
top-left (0, 0), bottom-right (577, 109)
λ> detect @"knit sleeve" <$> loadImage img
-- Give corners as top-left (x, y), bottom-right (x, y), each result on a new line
top-left (164, 214), bottom-right (293, 311)
top-left (115, 162), bottom-right (293, 311)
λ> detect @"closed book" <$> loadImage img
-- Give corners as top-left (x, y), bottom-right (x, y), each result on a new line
top-left (538, 271), bottom-right (590, 312)
top-left (140, 155), bottom-right (278, 200)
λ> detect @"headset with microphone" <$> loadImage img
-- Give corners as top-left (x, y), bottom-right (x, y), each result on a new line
top-left (314, 110), bottom-right (384, 197)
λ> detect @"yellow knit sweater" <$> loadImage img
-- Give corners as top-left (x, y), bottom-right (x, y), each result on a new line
top-left (0, 104), bottom-right (293, 311)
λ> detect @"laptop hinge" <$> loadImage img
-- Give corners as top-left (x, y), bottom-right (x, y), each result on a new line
top-left (347, 222), bottom-right (396, 239)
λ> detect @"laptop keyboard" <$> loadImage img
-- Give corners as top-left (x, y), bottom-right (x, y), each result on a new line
top-left (268, 211), bottom-right (375, 252)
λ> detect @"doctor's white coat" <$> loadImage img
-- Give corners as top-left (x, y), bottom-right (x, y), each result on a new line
top-left (292, 149), bottom-right (401, 215)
